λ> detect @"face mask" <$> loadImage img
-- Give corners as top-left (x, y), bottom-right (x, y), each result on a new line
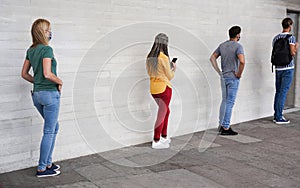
top-left (48, 31), bottom-right (52, 41)
top-left (237, 36), bottom-right (240, 41)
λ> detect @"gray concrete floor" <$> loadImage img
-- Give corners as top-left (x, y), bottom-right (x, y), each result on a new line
top-left (1, 110), bottom-right (300, 188)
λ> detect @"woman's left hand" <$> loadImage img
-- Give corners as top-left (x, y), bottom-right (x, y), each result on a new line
top-left (172, 62), bottom-right (176, 72)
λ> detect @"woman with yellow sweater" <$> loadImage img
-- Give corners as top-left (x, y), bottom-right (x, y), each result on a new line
top-left (146, 33), bottom-right (176, 149)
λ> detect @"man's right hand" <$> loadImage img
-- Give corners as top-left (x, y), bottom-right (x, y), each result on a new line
top-left (57, 84), bottom-right (62, 93)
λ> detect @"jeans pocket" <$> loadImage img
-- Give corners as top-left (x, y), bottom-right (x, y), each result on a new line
top-left (56, 91), bottom-right (61, 99)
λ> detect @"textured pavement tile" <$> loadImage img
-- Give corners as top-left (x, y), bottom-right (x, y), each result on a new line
top-left (145, 162), bottom-right (181, 173)
top-left (210, 157), bottom-right (299, 188)
top-left (75, 164), bottom-right (119, 182)
top-left (187, 165), bottom-right (269, 188)
top-left (61, 154), bottom-right (106, 170)
top-left (105, 157), bottom-right (141, 167)
top-left (208, 145), bottom-right (263, 163)
top-left (170, 140), bottom-right (220, 152)
top-left (170, 143), bottom-right (192, 151)
top-left (219, 134), bottom-right (262, 144)
top-left (241, 126), bottom-right (300, 140)
top-left (245, 158), bottom-right (300, 183)
top-left (241, 141), bottom-right (300, 158)
top-left (179, 148), bottom-right (228, 166)
top-left (208, 134), bottom-right (243, 147)
top-left (0, 168), bottom-right (56, 188)
top-left (124, 169), bottom-right (225, 188)
top-left (55, 181), bottom-right (99, 188)
top-left (1, 111), bottom-right (300, 188)
top-left (258, 175), bottom-right (300, 188)
top-left (168, 137), bottom-right (190, 145)
top-left (125, 149), bottom-right (178, 167)
top-left (172, 133), bottom-right (195, 142)
top-left (101, 160), bottom-right (152, 177)
top-left (236, 144), bottom-right (300, 182)
top-left (186, 131), bottom-right (222, 151)
top-left (100, 146), bottom-right (153, 161)
top-left (202, 141), bottom-right (300, 183)
top-left (233, 142), bottom-right (300, 167)
top-left (94, 176), bottom-right (147, 188)
top-left (47, 168), bottom-right (87, 187)
top-left (267, 136), bottom-right (300, 150)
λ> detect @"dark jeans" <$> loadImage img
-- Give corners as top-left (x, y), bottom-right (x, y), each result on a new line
top-left (274, 69), bottom-right (294, 120)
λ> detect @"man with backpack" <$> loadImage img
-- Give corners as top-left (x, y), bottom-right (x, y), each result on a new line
top-left (271, 17), bottom-right (299, 124)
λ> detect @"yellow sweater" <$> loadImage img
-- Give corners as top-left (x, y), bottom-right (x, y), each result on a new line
top-left (147, 52), bottom-right (175, 94)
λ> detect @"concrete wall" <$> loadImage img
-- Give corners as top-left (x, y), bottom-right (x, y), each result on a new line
top-left (294, 14), bottom-right (300, 107)
top-left (1, 0), bottom-right (300, 173)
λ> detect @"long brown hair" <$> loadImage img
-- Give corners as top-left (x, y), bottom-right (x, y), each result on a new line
top-left (30, 18), bottom-right (50, 48)
top-left (147, 33), bottom-right (169, 74)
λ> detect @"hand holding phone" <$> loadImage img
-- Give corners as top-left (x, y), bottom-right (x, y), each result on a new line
top-left (172, 58), bottom-right (178, 63)
top-left (170, 57), bottom-right (177, 71)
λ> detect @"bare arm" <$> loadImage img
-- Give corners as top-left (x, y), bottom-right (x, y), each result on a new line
top-left (43, 58), bottom-right (63, 92)
top-left (21, 60), bottom-right (34, 83)
top-left (235, 54), bottom-right (245, 78)
top-left (209, 52), bottom-right (221, 76)
top-left (290, 42), bottom-right (299, 56)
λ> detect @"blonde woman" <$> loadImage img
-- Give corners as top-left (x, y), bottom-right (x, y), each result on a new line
top-left (21, 18), bottom-right (62, 177)
top-left (146, 33), bottom-right (176, 149)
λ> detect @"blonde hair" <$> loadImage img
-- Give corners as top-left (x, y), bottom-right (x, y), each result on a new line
top-left (30, 18), bottom-right (50, 48)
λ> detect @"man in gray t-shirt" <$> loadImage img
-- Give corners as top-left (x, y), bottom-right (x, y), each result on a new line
top-left (210, 26), bottom-right (245, 136)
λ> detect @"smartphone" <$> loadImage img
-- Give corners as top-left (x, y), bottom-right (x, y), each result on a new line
top-left (172, 58), bottom-right (178, 63)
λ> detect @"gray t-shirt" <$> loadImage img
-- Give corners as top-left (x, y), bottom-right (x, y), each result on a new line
top-left (214, 40), bottom-right (244, 78)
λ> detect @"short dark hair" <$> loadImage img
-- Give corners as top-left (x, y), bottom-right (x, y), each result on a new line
top-left (282, 17), bottom-right (293, 29)
top-left (229, 26), bottom-right (241, 38)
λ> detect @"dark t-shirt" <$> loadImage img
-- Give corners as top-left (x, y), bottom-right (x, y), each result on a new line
top-left (26, 44), bottom-right (57, 91)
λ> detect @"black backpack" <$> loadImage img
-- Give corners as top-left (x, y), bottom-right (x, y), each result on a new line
top-left (271, 34), bottom-right (292, 67)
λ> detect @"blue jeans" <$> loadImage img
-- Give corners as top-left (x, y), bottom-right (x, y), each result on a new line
top-left (32, 91), bottom-right (60, 171)
top-left (219, 77), bottom-right (240, 129)
top-left (274, 69), bottom-right (294, 120)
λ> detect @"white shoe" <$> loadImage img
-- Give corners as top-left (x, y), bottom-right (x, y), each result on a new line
top-left (160, 137), bottom-right (171, 144)
top-left (152, 140), bottom-right (169, 149)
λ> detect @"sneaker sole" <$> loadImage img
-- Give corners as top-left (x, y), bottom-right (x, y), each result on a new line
top-left (36, 171), bottom-right (61, 178)
top-left (275, 121), bottom-right (290, 125)
top-left (220, 133), bottom-right (238, 136)
top-left (161, 140), bottom-right (171, 144)
top-left (152, 145), bottom-right (170, 149)
top-left (152, 144), bottom-right (170, 149)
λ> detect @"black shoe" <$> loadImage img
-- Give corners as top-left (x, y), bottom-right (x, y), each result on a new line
top-left (218, 125), bottom-right (223, 133)
top-left (220, 127), bottom-right (238, 136)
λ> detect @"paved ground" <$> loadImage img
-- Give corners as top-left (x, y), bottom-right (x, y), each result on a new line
top-left (1, 110), bottom-right (300, 188)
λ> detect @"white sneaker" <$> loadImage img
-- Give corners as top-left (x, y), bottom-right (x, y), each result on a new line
top-left (160, 137), bottom-right (171, 144)
top-left (152, 140), bottom-right (169, 149)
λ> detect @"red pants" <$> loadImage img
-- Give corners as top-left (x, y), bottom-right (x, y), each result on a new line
top-left (151, 86), bottom-right (172, 141)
